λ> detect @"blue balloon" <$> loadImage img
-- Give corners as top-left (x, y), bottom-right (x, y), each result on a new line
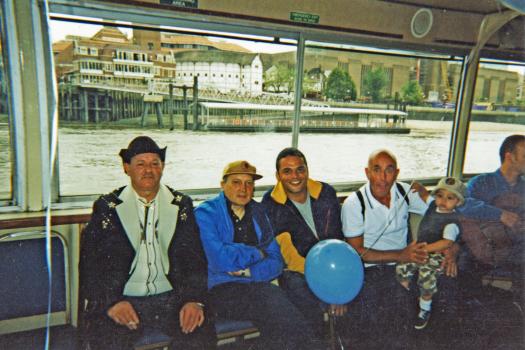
top-left (305, 239), bottom-right (364, 304)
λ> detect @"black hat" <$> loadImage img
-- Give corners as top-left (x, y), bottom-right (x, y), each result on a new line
top-left (119, 136), bottom-right (167, 163)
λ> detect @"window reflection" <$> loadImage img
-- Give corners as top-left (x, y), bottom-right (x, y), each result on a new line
top-left (464, 61), bottom-right (525, 174)
top-left (300, 42), bottom-right (462, 183)
top-left (51, 18), bottom-right (296, 195)
top-left (0, 5), bottom-right (12, 201)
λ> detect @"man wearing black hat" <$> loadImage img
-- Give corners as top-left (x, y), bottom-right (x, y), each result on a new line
top-left (79, 136), bottom-right (214, 349)
top-left (195, 160), bottom-right (320, 350)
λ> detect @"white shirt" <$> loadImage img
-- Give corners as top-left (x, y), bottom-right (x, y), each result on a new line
top-left (341, 182), bottom-right (429, 266)
top-left (123, 191), bottom-right (173, 296)
top-left (436, 208), bottom-right (461, 242)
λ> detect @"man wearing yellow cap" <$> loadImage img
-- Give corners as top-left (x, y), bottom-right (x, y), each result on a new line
top-left (195, 160), bottom-right (319, 349)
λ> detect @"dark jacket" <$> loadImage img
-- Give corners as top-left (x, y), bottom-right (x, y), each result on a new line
top-left (79, 185), bottom-right (208, 318)
top-left (417, 201), bottom-right (462, 244)
top-left (261, 179), bottom-right (343, 273)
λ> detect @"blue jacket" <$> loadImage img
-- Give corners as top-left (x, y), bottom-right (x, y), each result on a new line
top-left (195, 192), bottom-right (283, 289)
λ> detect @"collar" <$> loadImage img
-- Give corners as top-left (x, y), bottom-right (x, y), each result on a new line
top-left (116, 184), bottom-right (178, 253)
top-left (271, 178), bottom-right (322, 204)
top-left (225, 196), bottom-right (251, 220)
top-left (132, 187), bottom-right (159, 207)
top-left (364, 181), bottom-right (402, 209)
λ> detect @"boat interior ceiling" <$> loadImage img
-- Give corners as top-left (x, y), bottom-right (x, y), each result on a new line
top-left (54, 0), bottom-right (525, 60)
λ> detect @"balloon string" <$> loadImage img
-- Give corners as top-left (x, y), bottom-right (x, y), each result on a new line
top-left (359, 180), bottom-right (415, 259)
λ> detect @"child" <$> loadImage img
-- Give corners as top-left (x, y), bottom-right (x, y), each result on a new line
top-left (396, 177), bottom-right (465, 330)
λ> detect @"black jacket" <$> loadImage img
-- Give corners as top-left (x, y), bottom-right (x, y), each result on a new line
top-left (79, 185), bottom-right (208, 317)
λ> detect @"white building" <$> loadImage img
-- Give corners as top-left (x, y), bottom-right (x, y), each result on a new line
top-left (173, 51), bottom-right (263, 95)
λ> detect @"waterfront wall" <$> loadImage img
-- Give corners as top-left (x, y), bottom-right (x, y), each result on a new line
top-left (406, 107), bottom-right (525, 124)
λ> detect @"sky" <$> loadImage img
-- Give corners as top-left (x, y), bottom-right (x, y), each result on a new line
top-left (49, 18), bottom-right (294, 54)
top-left (49, 18), bottom-right (523, 73)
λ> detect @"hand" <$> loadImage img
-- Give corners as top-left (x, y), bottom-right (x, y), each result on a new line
top-left (440, 243), bottom-right (459, 277)
top-left (399, 241), bottom-right (428, 264)
top-left (179, 302), bottom-right (205, 334)
top-left (228, 268), bottom-right (251, 277)
top-left (410, 182), bottom-right (429, 202)
top-left (107, 301), bottom-right (140, 330)
top-left (500, 210), bottom-right (519, 228)
top-left (329, 304), bottom-right (347, 317)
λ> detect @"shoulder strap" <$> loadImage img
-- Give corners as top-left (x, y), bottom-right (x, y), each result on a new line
top-left (356, 189), bottom-right (365, 219)
top-left (396, 182), bottom-right (409, 206)
top-left (356, 184), bottom-right (408, 219)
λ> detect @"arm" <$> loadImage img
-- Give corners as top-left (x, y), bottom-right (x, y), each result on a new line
top-left (80, 197), bottom-right (137, 327)
top-left (79, 198), bottom-right (126, 315)
top-left (458, 175), bottom-right (503, 221)
top-left (275, 232), bottom-right (306, 273)
top-left (171, 195), bottom-right (209, 305)
top-left (260, 194), bottom-right (304, 273)
top-left (346, 235), bottom-right (427, 264)
top-left (424, 238), bottom-right (453, 253)
top-left (441, 243), bottom-right (459, 277)
top-left (342, 193), bottom-right (427, 264)
top-left (247, 234), bottom-right (283, 282)
top-left (411, 181), bottom-right (430, 203)
top-left (195, 204), bottom-right (266, 273)
top-left (323, 184), bottom-right (344, 240)
top-left (174, 202), bottom-right (207, 335)
top-left (438, 222), bottom-right (460, 277)
top-left (406, 182), bottom-right (430, 215)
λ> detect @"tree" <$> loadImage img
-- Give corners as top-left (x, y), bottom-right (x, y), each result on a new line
top-left (401, 80), bottom-right (425, 105)
top-left (324, 68), bottom-right (357, 101)
top-left (362, 67), bottom-right (387, 103)
top-left (302, 71), bottom-right (318, 97)
top-left (264, 64), bottom-right (295, 93)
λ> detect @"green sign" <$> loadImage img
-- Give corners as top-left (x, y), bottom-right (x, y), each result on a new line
top-left (290, 12), bottom-right (320, 24)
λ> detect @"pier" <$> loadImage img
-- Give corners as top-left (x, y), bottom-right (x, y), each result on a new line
top-left (200, 103), bottom-right (410, 133)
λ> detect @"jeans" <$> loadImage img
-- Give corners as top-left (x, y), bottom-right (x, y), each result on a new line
top-left (209, 281), bottom-right (321, 350)
top-left (83, 291), bottom-right (215, 350)
top-left (344, 265), bottom-right (411, 350)
top-left (279, 270), bottom-right (328, 339)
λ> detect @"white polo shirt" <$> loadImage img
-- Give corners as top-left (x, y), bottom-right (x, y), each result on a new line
top-left (341, 182), bottom-right (429, 266)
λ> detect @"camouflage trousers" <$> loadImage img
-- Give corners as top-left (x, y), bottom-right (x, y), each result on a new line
top-left (395, 253), bottom-right (444, 297)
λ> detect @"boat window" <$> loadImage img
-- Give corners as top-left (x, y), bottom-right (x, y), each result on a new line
top-left (301, 41), bottom-right (463, 183)
top-left (0, 5), bottom-right (12, 203)
top-left (50, 17), bottom-right (296, 196)
top-left (463, 60), bottom-right (525, 175)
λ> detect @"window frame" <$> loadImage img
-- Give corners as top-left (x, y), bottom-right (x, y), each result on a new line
top-left (0, 0), bottom-right (26, 211)
top-left (6, 0), bottom-right (513, 208)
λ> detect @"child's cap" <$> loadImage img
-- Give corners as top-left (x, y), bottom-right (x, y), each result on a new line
top-left (431, 177), bottom-right (466, 205)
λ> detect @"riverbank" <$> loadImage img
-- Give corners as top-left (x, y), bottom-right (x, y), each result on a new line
top-left (406, 106), bottom-right (525, 124)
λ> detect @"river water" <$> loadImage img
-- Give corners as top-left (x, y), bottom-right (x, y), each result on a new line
top-left (1, 120), bottom-right (525, 197)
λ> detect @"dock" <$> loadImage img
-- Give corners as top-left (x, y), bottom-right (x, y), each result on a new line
top-left (200, 102), bottom-right (410, 133)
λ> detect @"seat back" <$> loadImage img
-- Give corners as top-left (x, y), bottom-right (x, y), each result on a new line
top-left (0, 230), bottom-right (69, 334)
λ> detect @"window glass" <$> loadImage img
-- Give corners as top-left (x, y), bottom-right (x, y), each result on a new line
top-left (463, 60), bottom-right (525, 174)
top-left (0, 5), bottom-right (12, 201)
top-left (51, 17), bottom-right (295, 195)
top-left (301, 42), bottom-right (463, 183)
